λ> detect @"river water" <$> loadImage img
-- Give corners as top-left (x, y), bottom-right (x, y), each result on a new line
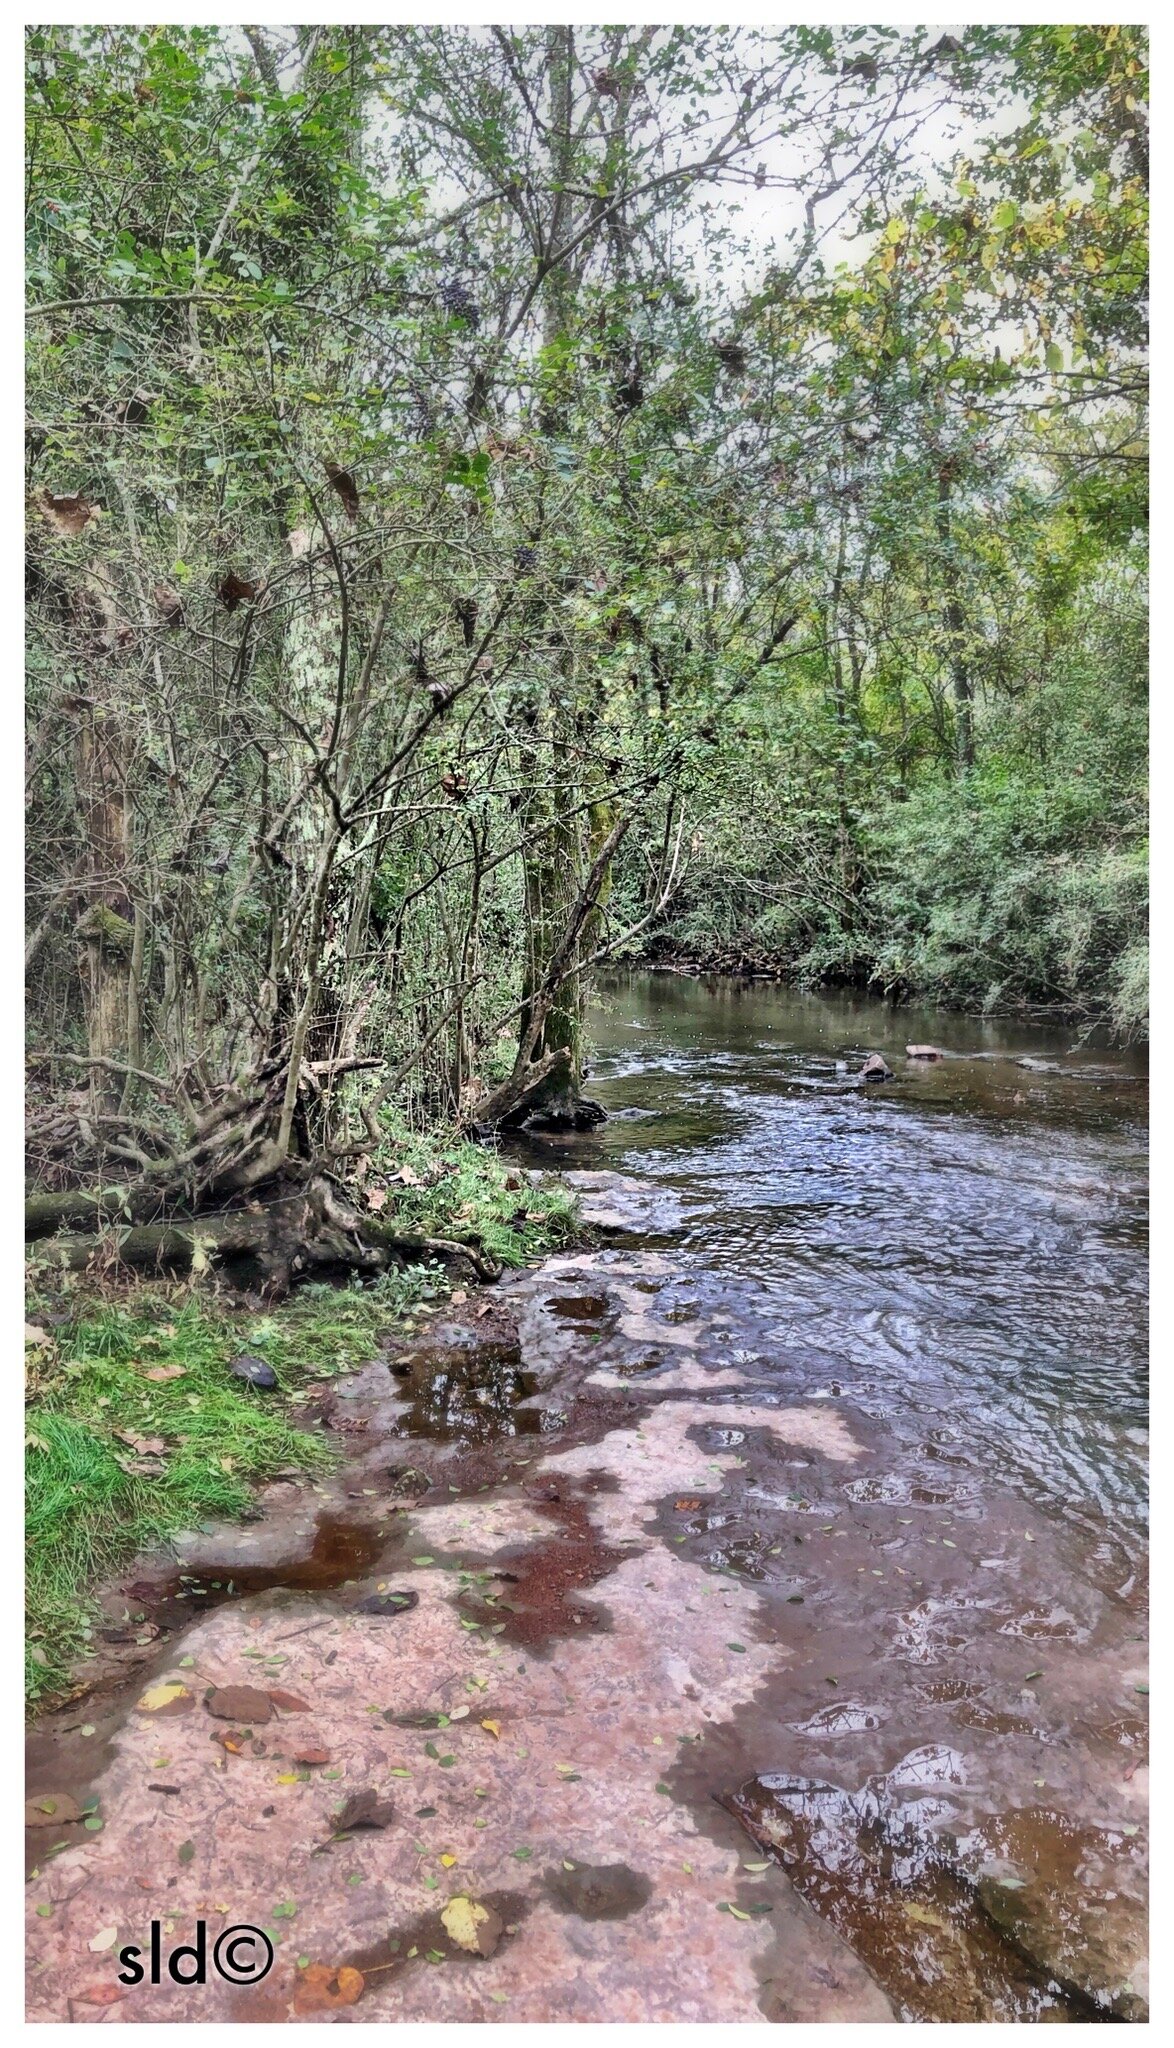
top-left (568, 973), bottom-right (1149, 1580)
top-left (26, 972), bottom-right (1150, 2023)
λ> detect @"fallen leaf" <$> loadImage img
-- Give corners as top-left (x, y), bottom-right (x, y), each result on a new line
top-left (293, 1747), bottom-right (331, 1767)
top-left (334, 1788), bottom-right (394, 1832)
top-left (136, 1681), bottom-right (193, 1716)
top-left (366, 1187), bottom-right (388, 1213)
top-left (88, 1926), bottom-right (119, 1953)
top-left (440, 1895), bottom-right (503, 1958)
top-left (480, 1719), bottom-right (501, 1739)
top-left (74, 1984), bottom-right (126, 2007)
top-left (115, 1431), bottom-right (167, 1455)
top-left (267, 1689), bottom-right (312, 1713)
top-left (206, 1685), bottom-right (273, 1724)
top-left (143, 1364), bottom-right (186, 1382)
top-left (294, 1963), bottom-right (365, 2014)
top-left (26, 1794), bottom-right (83, 1827)
top-left (24, 1323), bottom-right (53, 1347)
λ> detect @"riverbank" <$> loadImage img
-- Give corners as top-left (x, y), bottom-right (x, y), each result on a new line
top-left (625, 945), bottom-right (1147, 1040)
top-left (25, 1140), bottom-right (575, 1706)
top-left (25, 981), bottom-right (1148, 2022)
top-left (25, 1167), bottom-right (1147, 2022)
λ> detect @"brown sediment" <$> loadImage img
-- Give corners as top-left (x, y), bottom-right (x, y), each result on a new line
top-left (453, 1489), bottom-right (630, 1651)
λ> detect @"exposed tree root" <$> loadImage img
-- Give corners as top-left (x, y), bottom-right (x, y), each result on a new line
top-left (27, 1174), bottom-right (502, 1301)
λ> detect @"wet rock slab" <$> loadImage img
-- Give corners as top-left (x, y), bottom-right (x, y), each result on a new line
top-left (26, 1246), bottom-right (1148, 2023)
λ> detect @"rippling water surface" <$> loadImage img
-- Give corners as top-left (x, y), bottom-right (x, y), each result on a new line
top-left (546, 973), bottom-right (1148, 1566)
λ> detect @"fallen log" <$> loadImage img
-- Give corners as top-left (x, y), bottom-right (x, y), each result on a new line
top-left (26, 1176), bottom-right (502, 1299)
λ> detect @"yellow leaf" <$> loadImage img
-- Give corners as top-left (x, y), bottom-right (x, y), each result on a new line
top-left (480, 1719), bottom-right (501, 1739)
top-left (440, 1895), bottom-right (501, 1957)
top-left (439, 1853), bottom-right (458, 1868)
top-left (135, 1681), bottom-right (191, 1713)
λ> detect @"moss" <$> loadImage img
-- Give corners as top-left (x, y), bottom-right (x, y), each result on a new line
top-left (76, 902), bottom-right (134, 954)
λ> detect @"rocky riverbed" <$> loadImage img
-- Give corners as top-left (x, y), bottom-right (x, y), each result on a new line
top-left (26, 1165), bottom-right (1147, 2022)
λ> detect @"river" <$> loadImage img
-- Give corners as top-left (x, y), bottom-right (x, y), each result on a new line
top-left (25, 972), bottom-right (1149, 2024)
top-left (566, 972), bottom-right (1149, 1579)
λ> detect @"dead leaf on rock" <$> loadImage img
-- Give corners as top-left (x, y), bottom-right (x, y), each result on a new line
top-left (294, 1963), bottom-right (365, 2014)
top-left (74, 1984), bottom-right (126, 2007)
top-left (674, 1498), bottom-right (702, 1512)
top-left (480, 1718), bottom-right (502, 1739)
top-left (334, 1788), bottom-right (394, 1833)
top-left (267, 1689), bottom-right (312, 1714)
top-left (440, 1895), bottom-right (503, 1957)
top-left (206, 1684), bottom-right (273, 1724)
top-left (293, 1746), bottom-right (331, 1767)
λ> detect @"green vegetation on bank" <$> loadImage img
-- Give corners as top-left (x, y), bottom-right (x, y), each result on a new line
top-left (625, 598), bottom-right (1147, 1035)
top-left (26, 1146), bottom-right (575, 1705)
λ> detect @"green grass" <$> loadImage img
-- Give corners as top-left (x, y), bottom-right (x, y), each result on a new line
top-left (25, 1292), bottom-right (338, 1705)
top-left (25, 1140), bottom-right (578, 1706)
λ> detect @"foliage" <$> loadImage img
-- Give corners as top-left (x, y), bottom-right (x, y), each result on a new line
top-left (24, 21), bottom-right (1146, 1155)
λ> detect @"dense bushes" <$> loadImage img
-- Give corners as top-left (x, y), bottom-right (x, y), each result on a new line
top-left (631, 581), bottom-right (1148, 1037)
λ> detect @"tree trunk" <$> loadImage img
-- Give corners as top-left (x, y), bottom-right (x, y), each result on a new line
top-left (936, 470), bottom-right (975, 774)
top-left (75, 700), bottom-right (134, 1107)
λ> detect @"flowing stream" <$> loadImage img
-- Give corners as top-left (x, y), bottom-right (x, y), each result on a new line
top-left (557, 972), bottom-right (1148, 1580)
top-left (27, 971), bottom-right (1149, 2024)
